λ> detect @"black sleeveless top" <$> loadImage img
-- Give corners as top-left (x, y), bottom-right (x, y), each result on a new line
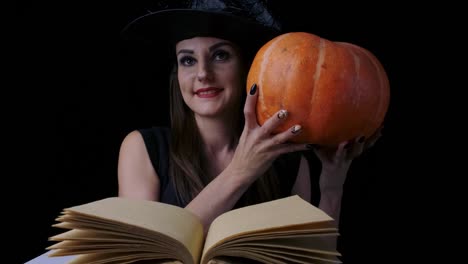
top-left (138, 126), bottom-right (319, 208)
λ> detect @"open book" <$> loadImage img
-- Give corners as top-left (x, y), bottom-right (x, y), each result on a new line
top-left (47, 195), bottom-right (341, 264)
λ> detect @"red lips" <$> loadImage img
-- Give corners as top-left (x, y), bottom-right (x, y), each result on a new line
top-left (194, 87), bottom-right (223, 98)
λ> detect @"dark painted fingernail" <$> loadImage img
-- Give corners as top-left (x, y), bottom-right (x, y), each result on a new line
top-left (306, 144), bottom-right (318, 149)
top-left (344, 140), bottom-right (352, 149)
top-left (358, 136), bottom-right (365, 143)
top-left (249, 83), bottom-right (257, 95)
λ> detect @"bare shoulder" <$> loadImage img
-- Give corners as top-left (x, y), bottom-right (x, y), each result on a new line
top-left (118, 130), bottom-right (150, 163)
top-left (118, 129), bottom-right (160, 200)
top-left (122, 130), bottom-right (144, 145)
top-left (119, 130), bottom-right (146, 152)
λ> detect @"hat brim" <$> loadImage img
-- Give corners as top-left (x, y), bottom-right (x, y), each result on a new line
top-left (121, 9), bottom-right (280, 70)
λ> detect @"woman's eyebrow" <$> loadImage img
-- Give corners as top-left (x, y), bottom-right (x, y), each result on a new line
top-left (176, 49), bottom-right (193, 55)
top-left (176, 41), bottom-right (232, 55)
top-left (209, 41), bottom-right (233, 51)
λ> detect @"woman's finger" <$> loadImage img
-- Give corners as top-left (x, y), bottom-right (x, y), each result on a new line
top-left (348, 136), bottom-right (365, 159)
top-left (364, 126), bottom-right (383, 150)
top-left (269, 141), bottom-right (311, 156)
top-left (259, 109), bottom-right (291, 136)
top-left (243, 83), bottom-right (259, 129)
top-left (267, 124), bottom-right (303, 145)
top-left (315, 140), bottom-right (349, 163)
top-left (334, 140), bottom-right (349, 161)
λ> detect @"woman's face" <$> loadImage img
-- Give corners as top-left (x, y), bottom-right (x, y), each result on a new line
top-left (175, 37), bottom-right (244, 119)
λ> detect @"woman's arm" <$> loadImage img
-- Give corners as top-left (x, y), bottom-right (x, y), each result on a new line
top-left (116, 128), bottom-right (245, 227)
top-left (184, 163), bottom-right (255, 235)
top-left (117, 130), bottom-right (160, 201)
top-left (317, 148), bottom-right (350, 225)
top-left (314, 127), bottom-right (383, 223)
top-left (291, 155), bottom-right (312, 203)
top-left (185, 84), bottom-right (310, 235)
top-left (289, 150), bottom-right (348, 224)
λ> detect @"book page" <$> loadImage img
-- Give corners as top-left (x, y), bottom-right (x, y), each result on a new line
top-left (52, 197), bottom-right (203, 264)
top-left (203, 195), bottom-right (334, 259)
top-left (220, 233), bottom-right (340, 255)
top-left (216, 247), bottom-right (341, 264)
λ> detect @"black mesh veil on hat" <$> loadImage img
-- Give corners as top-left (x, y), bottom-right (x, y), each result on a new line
top-left (120, 0), bottom-right (283, 73)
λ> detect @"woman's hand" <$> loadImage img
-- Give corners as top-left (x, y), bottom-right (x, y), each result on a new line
top-left (185, 83), bottom-right (311, 232)
top-left (312, 127), bottom-right (383, 223)
top-left (228, 83), bottom-right (310, 185)
top-left (313, 126), bottom-right (384, 189)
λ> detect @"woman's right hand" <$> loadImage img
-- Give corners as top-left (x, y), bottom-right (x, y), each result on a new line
top-left (228, 83), bottom-right (310, 185)
top-left (185, 83), bottom-right (310, 231)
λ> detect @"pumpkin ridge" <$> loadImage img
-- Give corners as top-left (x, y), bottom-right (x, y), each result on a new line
top-left (364, 47), bottom-right (390, 134)
top-left (307, 37), bottom-right (326, 142)
top-left (347, 43), bottom-right (363, 138)
top-left (364, 47), bottom-right (385, 134)
top-left (346, 42), bottom-right (389, 135)
top-left (259, 34), bottom-right (288, 120)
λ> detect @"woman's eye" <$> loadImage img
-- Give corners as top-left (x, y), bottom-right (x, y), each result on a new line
top-left (179, 56), bottom-right (196, 66)
top-left (213, 50), bottom-right (230, 61)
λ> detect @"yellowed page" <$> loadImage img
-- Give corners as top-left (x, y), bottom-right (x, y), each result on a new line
top-left (51, 197), bottom-right (203, 264)
top-left (51, 221), bottom-right (165, 243)
top-left (219, 233), bottom-right (340, 255)
top-left (202, 195), bottom-right (335, 263)
top-left (50, 229), bottom-right (162, 244)
top-left (66, 251), bottom-right (175, 264)
top-left (223, 227), bottom-right (338, 241)
top-left (212, 249), bottom-right (287, 264)
top-left (222, 247), bottom-right (341, 264)
top-left (49, 245), bottom-right (167, 256)
top-left (204, 234), bottom-right (341, 263)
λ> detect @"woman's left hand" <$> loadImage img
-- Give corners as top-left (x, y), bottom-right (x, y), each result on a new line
top-left (312, 126), bottom-right (384, 189)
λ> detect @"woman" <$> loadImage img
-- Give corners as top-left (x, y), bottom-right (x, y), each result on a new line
top-left (117, 0), bottom-right (381, 234)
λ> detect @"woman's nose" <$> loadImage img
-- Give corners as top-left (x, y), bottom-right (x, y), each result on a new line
top-left (196, 61), bottom-right (213, 82)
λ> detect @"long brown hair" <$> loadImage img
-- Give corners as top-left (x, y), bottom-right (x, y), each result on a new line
top-left (168, 55), bottom-right (282, 207)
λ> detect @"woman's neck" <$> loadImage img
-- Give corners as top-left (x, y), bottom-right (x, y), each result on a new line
top-left (195, 115), bottom-right (239, 179)
top-left (195, 115), bottom-right (238, 155)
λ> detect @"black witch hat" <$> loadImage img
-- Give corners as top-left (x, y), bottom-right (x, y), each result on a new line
top-left (121, 0), bottom-right (282, 70)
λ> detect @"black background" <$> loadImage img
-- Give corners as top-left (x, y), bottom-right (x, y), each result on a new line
top-left (14, 1), bottom-right (433, 263)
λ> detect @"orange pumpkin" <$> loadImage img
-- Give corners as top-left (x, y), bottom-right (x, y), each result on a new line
top-left (247, 32), bottom-right (390, 146)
